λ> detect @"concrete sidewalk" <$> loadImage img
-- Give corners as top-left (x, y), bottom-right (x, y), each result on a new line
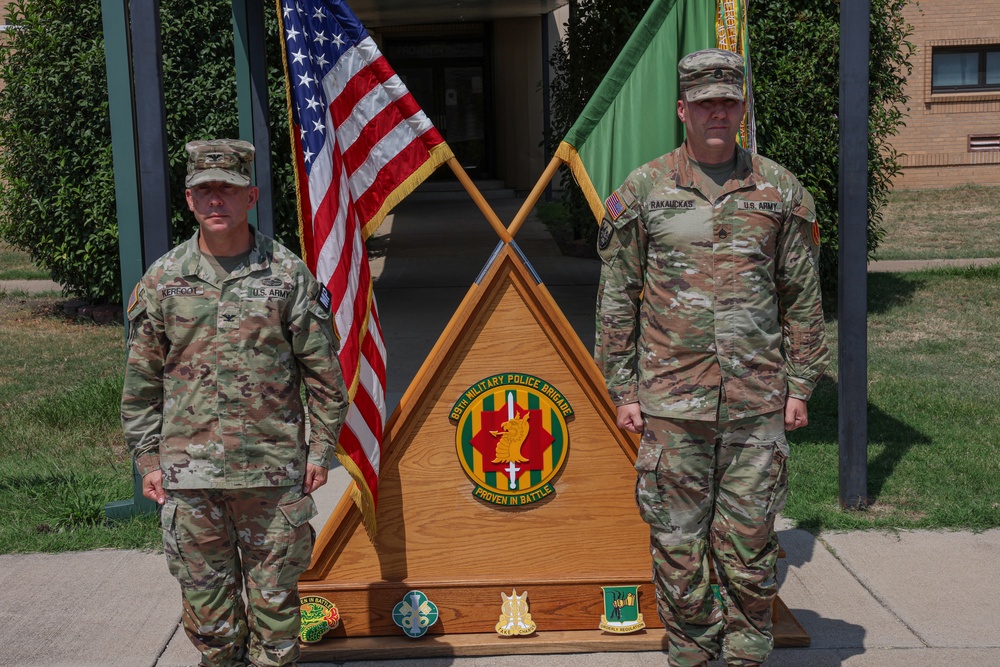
top-left (2, 195), bottom-right (999, 667)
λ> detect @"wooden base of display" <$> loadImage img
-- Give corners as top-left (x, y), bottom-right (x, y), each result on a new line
top-left (302, 245), bottom-right (810, 659)
top-left (300, 596), bottom-right (809, 660)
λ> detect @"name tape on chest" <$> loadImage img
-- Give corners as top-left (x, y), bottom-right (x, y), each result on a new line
top-left (737, 200), bottom-right (781, 213)
top-left (159, 285), bottom-right (205, 298)
top-left (650, 199), bottom-right (696, 210)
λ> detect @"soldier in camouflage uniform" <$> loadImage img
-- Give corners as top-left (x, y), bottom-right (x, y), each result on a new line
top-left (121, 139), bottom-right (349, 667)
top-left (596, 50), bottom-right (830, 667)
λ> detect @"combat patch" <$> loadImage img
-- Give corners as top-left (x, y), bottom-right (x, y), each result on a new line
top-left (159, 285), bottom-right (205, 298)
top-left (811, 220), bottom-right (822, 246)
top-left (597, 220), bottom-right (614, 251)
top-left (649, 199), bottom-right (695, 210)
top-left (737, 200), bottom-right (781, 213)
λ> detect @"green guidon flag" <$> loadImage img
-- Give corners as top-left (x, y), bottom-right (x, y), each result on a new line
top-left (554, 0), bottom-right (719, 222)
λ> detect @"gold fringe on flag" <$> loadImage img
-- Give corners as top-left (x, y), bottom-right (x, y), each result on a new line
top-left (716, 0), bottom-right (756, 152)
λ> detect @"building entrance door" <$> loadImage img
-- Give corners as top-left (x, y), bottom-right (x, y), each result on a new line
top-left (386, 37), bottom-right (494, 180)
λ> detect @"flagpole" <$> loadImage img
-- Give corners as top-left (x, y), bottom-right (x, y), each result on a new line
top-left (446, 157), bottom-right (513, 243)
top-left (507, 155), bottom-right (564, 239)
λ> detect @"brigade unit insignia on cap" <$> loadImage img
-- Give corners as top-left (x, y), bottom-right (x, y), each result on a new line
top-left (599, 586), bottom-right (645, 634)
top-left (451, 374), bottom-right (572, 507)
top-left (496, 589), bottom-right (537, 637)
top-left (392, 590), bottom-right (439, 638)
top-left (299, 596), bottom-right (340, 643)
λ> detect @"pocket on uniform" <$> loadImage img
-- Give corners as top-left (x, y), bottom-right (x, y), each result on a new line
top-left (765, 437), bottom-right (789, 518)
top-left (634, 447), bottom-right (672, 530)
top-left (273, 494), bottom-right (319, 589)
top-left (159, 499), bottom-right (192, 585)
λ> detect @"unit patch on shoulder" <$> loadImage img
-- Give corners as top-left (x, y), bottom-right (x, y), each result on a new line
top-left (127, 283), bottom-right (141, 314)
top-left (604, 190), bottom-right (626, 220)
top-left (597, 220), bottom-right (614, 251)
top-left (317, 284), bottom-right (332, 313)
top-left (811, 220), bottom-right (822, 246)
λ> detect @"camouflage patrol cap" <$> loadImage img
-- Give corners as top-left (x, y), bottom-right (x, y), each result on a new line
top-left (185, 139), bottom-right (255, 188)
top-left (678, 48), bottom-right (745, 102)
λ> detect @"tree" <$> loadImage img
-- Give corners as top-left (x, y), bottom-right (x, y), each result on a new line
top-left (548, 0), bottom-right (914, 299)
top-left (0, 0), bottom-right (300, 303)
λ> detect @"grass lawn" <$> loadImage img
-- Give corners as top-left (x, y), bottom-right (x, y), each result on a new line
top-left (0, 242), bottom-right (50, 280)
top-left (0, 291), bottom-right (158, 553)
top-left (785, 264), bottom-right (1000, 532)
top-left (875, 185), bottom-right (1000, 261)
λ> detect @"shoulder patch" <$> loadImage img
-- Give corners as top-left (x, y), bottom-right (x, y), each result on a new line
top-left (127, 283), bottom-right (141, 314)
top-left (317, 284), bottom-right (332, 313)
top-left (812, 220), bottom-right (822, 247)
top-left (597, 220), bottom-right (614, 251)
top-left (604, 191), bottom-right (626, 221)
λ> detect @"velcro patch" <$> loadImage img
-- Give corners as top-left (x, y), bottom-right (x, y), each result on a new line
top-left (597, 220), bottom-right (614, 251)
top-left (318, 284), bottom-right (332, 313)
top-left (127, 283), bottom-right (141, 314)
top-left (812, 220), bottom-right (822, 246)
top-left (605, 191), bottom-right (626, 220)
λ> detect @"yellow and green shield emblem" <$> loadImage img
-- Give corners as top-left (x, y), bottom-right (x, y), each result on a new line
top-left (452, 374), bottom-right (572, 506)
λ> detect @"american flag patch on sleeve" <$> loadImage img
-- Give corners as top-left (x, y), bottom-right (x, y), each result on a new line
top-left (605, 190), bottom-right (626, 220)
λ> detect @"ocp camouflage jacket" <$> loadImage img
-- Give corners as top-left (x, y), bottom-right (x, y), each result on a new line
top-left (597, 144), bottom-right (830, 421)
top-left (121, 228), bottom-right (349, 488)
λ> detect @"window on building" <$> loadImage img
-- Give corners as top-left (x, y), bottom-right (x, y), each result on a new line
top-left (932, 46), bottom-right (1000, 92)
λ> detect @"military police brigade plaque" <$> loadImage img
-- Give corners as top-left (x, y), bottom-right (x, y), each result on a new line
top-left (452, 374), bottom-right (572, 506)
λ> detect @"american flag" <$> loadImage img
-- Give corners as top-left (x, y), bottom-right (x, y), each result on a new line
top-left (279, 0), bottom-right (452, 536)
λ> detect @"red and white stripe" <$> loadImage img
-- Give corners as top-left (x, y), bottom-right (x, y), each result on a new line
top-left (293, 34), bottom-right (448, 516)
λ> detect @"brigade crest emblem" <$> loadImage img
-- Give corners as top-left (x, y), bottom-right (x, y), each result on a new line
top-left (392, 590), bottom-right (439, 638)
top-left (452, 374), bottom-right (572, 506)
top-left (599, 586), bottom-right (645, 634)
top-left (299, 595), bottom-right (340, 642)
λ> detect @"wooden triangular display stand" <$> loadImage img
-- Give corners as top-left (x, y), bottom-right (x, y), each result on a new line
top-left (299, 238), bottom-right (808, 660)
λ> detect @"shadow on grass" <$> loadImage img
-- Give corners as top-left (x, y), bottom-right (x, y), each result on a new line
top-left (788, 373), bottom-right (932, 534)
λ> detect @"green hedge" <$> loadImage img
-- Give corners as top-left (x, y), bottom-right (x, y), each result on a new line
top-left (0, 0), bottom-right (299, 303)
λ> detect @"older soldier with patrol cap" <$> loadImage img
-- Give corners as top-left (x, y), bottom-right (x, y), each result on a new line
top-left (121, 139), bottom-right (349, 667)
top-left (596, 49), bottom-right (829, 666)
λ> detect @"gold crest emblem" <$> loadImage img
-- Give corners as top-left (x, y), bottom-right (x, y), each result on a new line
top-left (496, 589), bottom-right (537, 636)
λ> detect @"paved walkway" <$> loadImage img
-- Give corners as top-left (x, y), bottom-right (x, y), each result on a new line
top-left (2, 197), bottom-right (999, 666)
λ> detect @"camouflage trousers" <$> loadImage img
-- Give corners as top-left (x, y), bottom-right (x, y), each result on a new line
top-left (160, 486), bottom-right (318, 667)
top-left (634, 411), bottom-right (788, 667)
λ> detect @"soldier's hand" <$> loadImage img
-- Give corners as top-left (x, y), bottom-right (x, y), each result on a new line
top-left (784, 396), bottom-right (809, 431)
top-left (142, 470), bottom-right (165, 505)
top-left (616, 403), bottom-right (643, 434)
top-left (304, 463), bottom-right (329, 494)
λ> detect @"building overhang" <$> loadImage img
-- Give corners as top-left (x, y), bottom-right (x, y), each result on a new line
top-left (348, 0), bottom-right (569, 28)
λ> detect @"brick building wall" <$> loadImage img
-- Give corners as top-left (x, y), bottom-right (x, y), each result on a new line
top-left (892, 0), bottom-right (1000, 189)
